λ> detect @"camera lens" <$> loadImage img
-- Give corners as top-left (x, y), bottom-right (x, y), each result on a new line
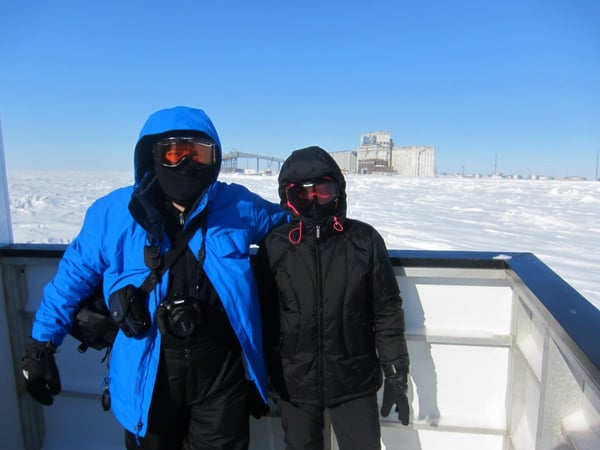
top-left (170, 308), bottom-right (195, 337)
top-left (157, 297), bottom-right (199, 338)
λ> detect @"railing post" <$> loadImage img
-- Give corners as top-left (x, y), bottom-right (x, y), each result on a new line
top-left (0, 116), bottom-right (14, 245)
top-left (0, 266), bottom-right (26, 450)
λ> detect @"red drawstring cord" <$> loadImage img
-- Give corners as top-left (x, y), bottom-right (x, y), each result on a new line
top-left (286, 196), bottom-right (304, 245)
top-left (288, 217), bottom-right (343, 245)
top-left (288, 220), bottom-right (303, 245)
top-left (333, 216), bottom-right (344, 232)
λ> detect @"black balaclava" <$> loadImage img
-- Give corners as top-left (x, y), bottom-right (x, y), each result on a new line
top-left (154, 158), bottom-right (218, 208)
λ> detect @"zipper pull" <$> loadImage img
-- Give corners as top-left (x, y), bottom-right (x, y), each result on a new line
top-left (179, 212), bottom-right (185, 226)
top-left (316, 225), bottom-right (321, 239)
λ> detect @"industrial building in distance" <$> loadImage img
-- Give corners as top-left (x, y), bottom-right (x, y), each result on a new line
top-left (221, 131), bottom-right (436, 176)
top-left (331, 131), bottom-right (436, 176)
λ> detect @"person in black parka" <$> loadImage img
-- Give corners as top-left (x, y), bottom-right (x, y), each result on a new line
top-left (254, 146), bottom-right (410, 450)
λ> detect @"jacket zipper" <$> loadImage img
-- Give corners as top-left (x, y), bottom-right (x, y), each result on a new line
top-left (315, 224), bottom-right (325, 405)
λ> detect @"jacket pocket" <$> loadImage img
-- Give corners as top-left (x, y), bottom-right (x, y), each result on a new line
top-left (212, 229), bottom-right (250, 258)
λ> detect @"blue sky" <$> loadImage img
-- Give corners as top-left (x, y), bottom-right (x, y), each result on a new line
top-left (1, 0), bottom-right (599, 178)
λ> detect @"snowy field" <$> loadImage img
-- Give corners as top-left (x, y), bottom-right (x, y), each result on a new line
top-left (7, 170), bottom-right (600, 310)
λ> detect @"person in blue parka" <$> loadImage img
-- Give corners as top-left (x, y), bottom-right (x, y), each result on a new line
top-left (21, 106), bottom-right (286, 450)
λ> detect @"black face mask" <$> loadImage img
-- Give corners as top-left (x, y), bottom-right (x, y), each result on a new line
top-left (154, 159), bottom-right (218, 208)
top-left (296, 200), bottom-right (339, 221)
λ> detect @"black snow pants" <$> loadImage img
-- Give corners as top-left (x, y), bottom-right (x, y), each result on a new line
top-left (277, 393), bottom-right (381, 450)
top-left (125, 341), bottom-right (249, 450)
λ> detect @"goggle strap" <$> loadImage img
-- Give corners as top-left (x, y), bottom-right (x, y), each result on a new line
top-left (285, 184), bottom-right (302, 216)
top-left (286, 198), bottom-right (301, 217)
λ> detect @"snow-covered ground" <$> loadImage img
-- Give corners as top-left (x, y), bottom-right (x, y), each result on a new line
top-left (7, 170), bottom-right (600, 309)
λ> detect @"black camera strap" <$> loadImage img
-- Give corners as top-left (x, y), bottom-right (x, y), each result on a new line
top-left (140, 209), bottom-right (208, 295)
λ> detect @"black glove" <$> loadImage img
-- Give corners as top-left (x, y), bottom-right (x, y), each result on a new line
top-left (380, 369), bottom-right (410, 425)
top-left (109, 285), bottom-right (151, 337)
top-left (22, 338), bottom-right (62, 405)
top-left (247, 380), bottom-right (270, 419)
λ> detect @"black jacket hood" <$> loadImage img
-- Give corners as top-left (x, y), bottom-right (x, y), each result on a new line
top-left (277, 146), bottom-right (347, 218)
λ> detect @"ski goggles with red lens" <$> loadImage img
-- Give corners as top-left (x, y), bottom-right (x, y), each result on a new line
top-left (153, 137), bottom-right (216, 167)
top-left (285, 179), bottom-right (339, 210)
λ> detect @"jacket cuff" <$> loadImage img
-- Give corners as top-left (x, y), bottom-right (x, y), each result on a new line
top-left (382, 363), bottom-right (408, 378)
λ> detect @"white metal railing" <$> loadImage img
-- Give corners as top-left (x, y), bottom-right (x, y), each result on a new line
top-left (1, 247), bottom-right (599, 450)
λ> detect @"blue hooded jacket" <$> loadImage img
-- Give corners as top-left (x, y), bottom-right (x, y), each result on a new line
top-left (32, 106), bottom-right (286, 436)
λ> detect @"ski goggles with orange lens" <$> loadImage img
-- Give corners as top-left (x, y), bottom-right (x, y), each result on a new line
top-left (285, 180), bottom-right (339, 210)
top-left (153, 137), bottom-right (216, 167)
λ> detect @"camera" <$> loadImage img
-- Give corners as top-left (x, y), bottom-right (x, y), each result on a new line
top-left (156, 295), bottom-right (202, 338)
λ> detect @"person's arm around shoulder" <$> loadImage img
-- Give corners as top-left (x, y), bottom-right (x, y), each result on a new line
top-left (245, 188), bottom-right (287, 243)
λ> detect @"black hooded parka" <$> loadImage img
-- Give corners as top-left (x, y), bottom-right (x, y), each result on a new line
top-left (255, 146), bottom-right (409, 407)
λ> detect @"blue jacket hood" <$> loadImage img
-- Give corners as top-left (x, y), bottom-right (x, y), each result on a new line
top-left (134, 106), bottom-right (222, 184)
